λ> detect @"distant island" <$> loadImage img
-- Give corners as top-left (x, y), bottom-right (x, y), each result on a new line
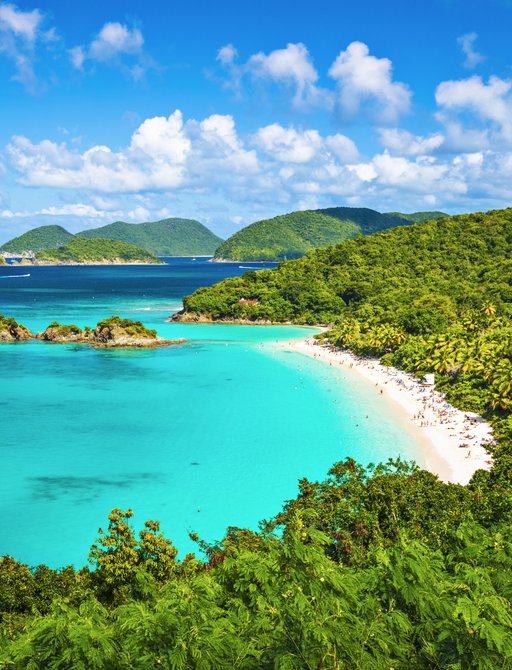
top-left (33, 238), bottom-right (163, 265)
top-left (213, 207), bottom-right (447, 262)
top-left (0, 315), bottom-right (183, 348)
top-left (0, 218), bottom-right (223, 257)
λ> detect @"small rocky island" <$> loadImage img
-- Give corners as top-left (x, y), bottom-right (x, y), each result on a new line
top-left (1, 314), bottom-right (184, 348)
top-left (37, 316), bottom-right (185, 348)
top-left (0, 314), bottom-right (34, 341)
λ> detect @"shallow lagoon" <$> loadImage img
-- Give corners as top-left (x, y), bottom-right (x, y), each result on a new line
top-left (0, 259), bottom-right (420, 566)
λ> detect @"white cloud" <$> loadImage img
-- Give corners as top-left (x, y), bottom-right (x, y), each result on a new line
top-left (253, 123), bottom-right (358, 164)
top-left (126, 206), bottom-right (150, 221)
top-left (436, 75), bottom-right (512, 143)
top-left (89, 22), bottom-right (143, 61)
top-left (217, 43), bottom-right (237, 66)
top-left (68, 45), bottom-right (85, 70)
top-left (457, 32), bottom-right (484, 69)
top-left (8, 107), bottom-right (512, 226)
top-left (328, 41), bottom-right (411, 123)
top-left (247, 42), bottom-right (327, 107)
top-left (0, 3), bottom-right (41, 41)
top-left (217, 41), bottom-right (330, 108)
top-left (7, 110), bottom-right (259, 195)
top-left (253, 124), bottom-right (322, 163)
top-left (379, 128), bottom-right (444, 155)
top-left (69, 21), bottom-right (147, 79)
top-left (0, 203), bottom-right (117, 218)
top-left (0, 2), bottom-right (50, 91)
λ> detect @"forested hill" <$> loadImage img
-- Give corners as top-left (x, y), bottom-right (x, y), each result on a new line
top-left (213, 207), bottom-right (443, 261)
top-left (77, 218), bottom-right (223, 256)
top-left (385, 210), bottom-right (448, 223)
top-left (0, 225), bottom-right (74, 253)
top-left (35, 238), bottom-right (162, 264)
top-left (179, 206), bottom-right (512, 416)
top-left (213, 210), bottom-right (360, 261)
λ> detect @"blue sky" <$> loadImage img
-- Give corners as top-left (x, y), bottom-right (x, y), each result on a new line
top-left (1, 0), bottom-right (512, 242)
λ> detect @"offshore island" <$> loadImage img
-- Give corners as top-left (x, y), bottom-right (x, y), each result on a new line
top-left (0, 314), bottom-right (185, 348)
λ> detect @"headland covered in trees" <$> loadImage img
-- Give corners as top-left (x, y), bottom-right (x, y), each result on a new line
top-left (177, 207), bottom-right (512, 468)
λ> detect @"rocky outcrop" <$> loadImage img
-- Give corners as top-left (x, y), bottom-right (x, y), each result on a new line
top-left (0, 315), bottom-right (34, 341)
top-left (37, 316), bottom-right (186, 349)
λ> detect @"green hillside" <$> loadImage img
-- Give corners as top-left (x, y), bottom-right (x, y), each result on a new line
top-left (36, 238), bottom-right (162, 264)
top-left (385, 210), bottom-right (448, 223)
top-left (213, 206), bottom-right (424, 262)
top-left (0, 225), bottom-right (74, 254)
top-left (180, 207), bottom-right (512, 412)
top-left (77, 218), bottom-right (223, 256)
top-left (214, 210), bottom-right (360, 261)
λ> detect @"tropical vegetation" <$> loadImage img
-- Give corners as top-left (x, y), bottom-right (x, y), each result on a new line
top-left (5, 207), bottom-right (512, 668)
top-left (0, 225), bottom-right (74, 254)
top-left (385, 210), bottom-right (447, 223)
top-left (35, 238), bottom-right (162, 264)
top-left (0, 219), bottom-right (223, 257)
top-left (77, 218), bottom-right (223, 256)
top-left (213, 206), bottom-right (445, 261)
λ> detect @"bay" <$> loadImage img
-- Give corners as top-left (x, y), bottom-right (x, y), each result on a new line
top-left (0, 258), bottom-right (420, 567)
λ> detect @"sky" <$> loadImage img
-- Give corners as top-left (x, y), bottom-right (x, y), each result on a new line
top-left (1, 0), bottom-right (512, 242)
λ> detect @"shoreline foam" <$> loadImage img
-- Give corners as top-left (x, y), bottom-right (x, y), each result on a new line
top-left (283, 337), bottom-right (494, 485)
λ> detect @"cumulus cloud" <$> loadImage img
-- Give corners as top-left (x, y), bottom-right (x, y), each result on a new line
top-left (6, 110), bottom-right (260, 195)
top-left (7, 107), bottom-right (512, 226)
top-left (457, 32), bottom-right (484, 69)
top-left (328, 41), bottom-right (411, 123)
top-left (379, 128), bottom-right (444, 155)
top-left (253, 123), bottom-right (358, 164)
top-left (216, 41), bottom-right (330, 108)
top-left (436, 75), bottom-right (512, 143)
top-left (69, 21), bottom-right (148, 79)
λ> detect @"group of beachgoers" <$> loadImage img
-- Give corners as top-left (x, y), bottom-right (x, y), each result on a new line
top-left (297, 337), bottom-right (495, 477)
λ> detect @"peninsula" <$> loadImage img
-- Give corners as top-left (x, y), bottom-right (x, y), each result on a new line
top-left (175, 206), bottom-right (512, 483)
top-left (34, 238), bottom-right (163, 265)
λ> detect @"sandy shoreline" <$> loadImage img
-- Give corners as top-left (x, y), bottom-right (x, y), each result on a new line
top-left (284, 337), bottom-right (495, 485)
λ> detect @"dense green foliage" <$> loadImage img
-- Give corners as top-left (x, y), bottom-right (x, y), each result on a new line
top-left (36, 238), bottom-right (161, 264)
top-left (181, 208), bottom-right (512, 416)
top-left (0, 314), bottom-right (32, 340)
top-left (77, 218), bottom-right (223, 256)
top-left (214, 211), bottom-right (360, 261)
top-left (5, 207), bottom-right (512, 667)
top-left (213, 207), bottom-right (445, 262)
top-left (94, 316), bottom-right (157, 339)
top-left (2, 458), bottom-right (512, 668)
top-left (385, 211), bottom-right (447, 223)
top-left (0, 225), bottom-right (74, 254)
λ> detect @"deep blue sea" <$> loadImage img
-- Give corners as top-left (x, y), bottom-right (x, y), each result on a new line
top-left (0, 258), bottom-right (420, 567)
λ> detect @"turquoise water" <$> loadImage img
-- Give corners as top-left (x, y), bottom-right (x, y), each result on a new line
top-left (0, 259), bottom-right (420, 567)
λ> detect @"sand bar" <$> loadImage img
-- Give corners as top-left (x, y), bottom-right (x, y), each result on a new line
top-left (284, 337), bottom-right (495, 485)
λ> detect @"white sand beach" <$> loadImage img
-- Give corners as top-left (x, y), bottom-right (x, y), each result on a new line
top-left (284, 337), bottom-right (495, 485)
